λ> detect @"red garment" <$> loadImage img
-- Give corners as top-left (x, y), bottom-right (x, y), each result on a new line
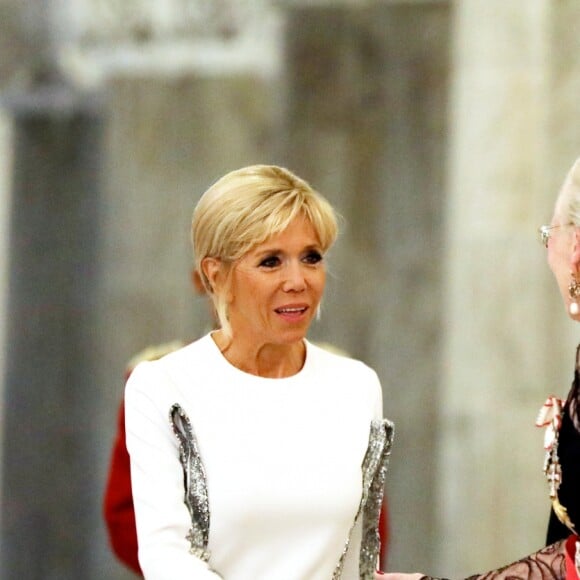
top-left (103, 400), bottom-right (142, 577)
top-left (566, 534), bottom-right (579, 580)
top-left (379, 496), bottom-right (390, 569)
top-left (104, 342), bottom-right (184, 574)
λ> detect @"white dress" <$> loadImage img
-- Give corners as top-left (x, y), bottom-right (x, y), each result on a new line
top-left (125, 333), bottom-right (392, 580)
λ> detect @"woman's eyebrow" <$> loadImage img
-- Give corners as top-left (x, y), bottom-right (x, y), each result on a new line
top-left (253, 247), bottom-right (283, 257)
top-left (254, 244), bottom-right (321, 257)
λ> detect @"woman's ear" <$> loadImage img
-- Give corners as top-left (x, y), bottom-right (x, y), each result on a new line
top-left (201, 257), bottom-right (222, 294)
top-left (571, 227), bottom-right (580, 274)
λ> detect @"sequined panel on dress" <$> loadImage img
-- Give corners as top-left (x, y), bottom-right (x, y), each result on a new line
top-left (333, 418), bottom-right (395, 580)
top-left (169, 403), bottom-right (211, 563)
top-left (360, 420), bottom-right (395, 578)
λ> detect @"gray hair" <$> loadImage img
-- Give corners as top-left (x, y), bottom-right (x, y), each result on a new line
top-left (555, 157), bottom-right (580, 225)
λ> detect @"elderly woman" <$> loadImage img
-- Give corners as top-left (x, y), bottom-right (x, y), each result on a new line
top-left (539, 156), bottom-right (580, 578)
top-left (387, 159), bottom-right (580, 580)
top-left (125, 164), bottom-right (393, 579)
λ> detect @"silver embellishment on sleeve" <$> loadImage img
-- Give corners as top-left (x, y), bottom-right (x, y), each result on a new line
top-left (332, 418), bottom-right (395, 579)
top-left (360, 420), bottom-right (394, 578)
top-left (169, 403), bottom-right (211, 563)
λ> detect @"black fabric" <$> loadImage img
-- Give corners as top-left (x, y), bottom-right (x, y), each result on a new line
top-left (545, 348), bottom-right (580, 544)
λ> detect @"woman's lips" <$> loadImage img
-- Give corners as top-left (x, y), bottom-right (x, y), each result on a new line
top-left (274, 305), bottom-right (309, 320)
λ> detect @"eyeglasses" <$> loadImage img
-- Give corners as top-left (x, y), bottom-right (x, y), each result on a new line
top-left (538, 224), bottom-right (573, 248)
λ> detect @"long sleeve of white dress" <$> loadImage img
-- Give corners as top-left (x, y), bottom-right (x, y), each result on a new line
top-left (125, 360), bottom-right (222, 579)
top-left (125, 334), bottom-right (386, 580)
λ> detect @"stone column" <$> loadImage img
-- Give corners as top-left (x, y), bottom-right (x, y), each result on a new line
top-left (0, 86), bottom-right (104, 579)
top-left (437, 1), bottom-right (565, 577)
top-left (0, 104), bottom-right (14, 555)
top-left (280, 1), bottom-right (451, 572)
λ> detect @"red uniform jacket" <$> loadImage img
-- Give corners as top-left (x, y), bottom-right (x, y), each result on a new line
top-left (104, 400), bottom-right (142, 576)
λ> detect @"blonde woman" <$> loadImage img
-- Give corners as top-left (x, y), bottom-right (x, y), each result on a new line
top-left (125, 165), bottom-right (393, 579)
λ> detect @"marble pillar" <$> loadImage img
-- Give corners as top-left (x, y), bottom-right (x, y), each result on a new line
top-left (281, 2), bottom-right (451, 572)
top-left (0, 86), bottom-right (104, 579)
top-left (437, 1), bottom-right (575, 577)
top-left (0, 105), bottom-right (14, 560)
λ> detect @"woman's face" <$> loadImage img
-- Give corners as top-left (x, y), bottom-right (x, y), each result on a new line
top-left (546, 212), bottom-right (576, 316)
top-left (226, 213), bottom-right (326, 348)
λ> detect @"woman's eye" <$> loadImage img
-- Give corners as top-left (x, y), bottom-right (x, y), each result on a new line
top-left (259, 256), bottom-right (281, 268)
top-left (303, 251), bottom-right (323, 265)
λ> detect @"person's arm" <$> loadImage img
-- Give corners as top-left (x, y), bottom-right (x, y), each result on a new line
top-left (125, 362), bottom-right (222, 579)
top-left (103, 400), bottom-right (142, 576)
top-left (383, 539), bottom-right (569, 580)
top-left (465, 539), bottom-right (567, 579)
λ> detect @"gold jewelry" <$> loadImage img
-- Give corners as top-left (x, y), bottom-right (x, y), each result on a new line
top-left (545, 439), bottom-right (576, 533)
top-left (569, 272), bottom-right (580, 315)
top-left (537, 395), bottom-right (577, 534)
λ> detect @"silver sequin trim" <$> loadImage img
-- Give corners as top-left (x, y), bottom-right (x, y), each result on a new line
top-left (169, 403), bottom-right (211, 562)
top-left (333, 419), bottom-right (395, 580)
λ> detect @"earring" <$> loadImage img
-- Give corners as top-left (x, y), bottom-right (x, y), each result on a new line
top-left (569, 272), bottom-right (580, 315)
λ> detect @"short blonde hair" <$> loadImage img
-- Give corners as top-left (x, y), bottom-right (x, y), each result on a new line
top-left (192, 164), bottom-right (338, 337)
top-left (555, 157), bottom-right (580, 225)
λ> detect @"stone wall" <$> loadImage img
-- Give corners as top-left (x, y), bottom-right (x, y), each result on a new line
top-left (0, 106), bottom-right (13, 560)
top-left (1, 0), bottom-right (580, 578)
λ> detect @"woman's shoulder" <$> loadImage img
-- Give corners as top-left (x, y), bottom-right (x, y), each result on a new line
top-left (306, 341), bottom-right (383, 413)
top-left (306, 340), bottom-right (379, 378)
top-left (156, 333), bottom-right (215, 366)
top-left (125, 333), bottom-right (215, 392)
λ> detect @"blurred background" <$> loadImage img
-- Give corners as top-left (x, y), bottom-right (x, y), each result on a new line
top-left (0, 0), bottom-right (579, 578)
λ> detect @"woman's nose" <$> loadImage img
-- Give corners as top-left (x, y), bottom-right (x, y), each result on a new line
top-left (282, 262), bottom-right (306, 292)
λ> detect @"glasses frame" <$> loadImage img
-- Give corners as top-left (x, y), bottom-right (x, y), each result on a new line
top-left (538, 224), bottom-right (574, 248)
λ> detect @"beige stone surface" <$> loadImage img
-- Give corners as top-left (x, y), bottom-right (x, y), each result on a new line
top-left (0, 109), bottom-right (12, 554)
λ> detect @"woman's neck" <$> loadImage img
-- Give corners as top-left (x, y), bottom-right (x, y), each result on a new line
top-left (211, 330), bottom-right (306, 378)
